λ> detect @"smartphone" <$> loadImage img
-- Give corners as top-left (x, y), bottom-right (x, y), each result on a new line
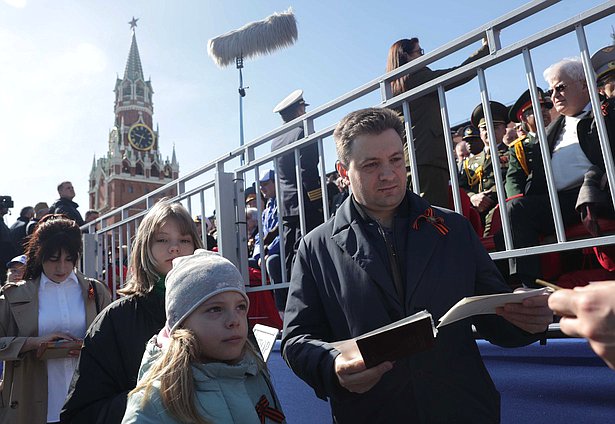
top-left (36, 339), bottom-right (83, 360)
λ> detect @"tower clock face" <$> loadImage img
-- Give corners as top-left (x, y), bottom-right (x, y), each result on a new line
top-left (128, 124), bottom-right (155, 151)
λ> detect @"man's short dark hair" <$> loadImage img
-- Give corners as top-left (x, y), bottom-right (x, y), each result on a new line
top-left (57, 181), bottom-right (72, 193)
top-left (334, 107), bottom-right (405, 166)
top-left (85, 210), bottom-right (99, 220)
top-left (20, 206), bottom-right (34, 218)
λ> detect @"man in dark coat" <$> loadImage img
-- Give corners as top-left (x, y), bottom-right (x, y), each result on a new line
top-left (25, 202), bottom-right (49, 236)
top-left (0, 198), bottom-right (16, 284)
top-left (9, 206), bottom-right (34, 255)
top-left (270, 90), bottom-right (324, 279)
top-left (49, 181), bottom-right (85, 226)
top-left (282, 107), bottom-right (552, 423)
top-left (506, 57), bottom-right (615, 287)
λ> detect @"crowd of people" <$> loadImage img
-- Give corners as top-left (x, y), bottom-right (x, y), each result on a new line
top-left (387, 42), bottom-right (615, 290)
top-left (0, 181), bottom-right (99, 285)
top-left (1, 34), bottom-right (615, 424)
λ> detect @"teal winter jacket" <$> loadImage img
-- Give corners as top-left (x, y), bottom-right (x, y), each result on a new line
top-left (122, 337), bottom-right (285, 424)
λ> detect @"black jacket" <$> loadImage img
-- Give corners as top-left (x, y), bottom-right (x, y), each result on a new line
top-left (271, 127), bottom-right (322, 226)
top-left (61, 290), bottom-right (166, 424)
top-left (0, 218), bottom-right (16, 283)
top-left (9, 217), bottom-right (29, 255)
top-left (49, 198), bottom-right (85, 226)
top-left (282, 192), bottom-right (541, 423)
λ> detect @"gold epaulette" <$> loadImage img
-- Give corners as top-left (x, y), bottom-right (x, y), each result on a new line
top-left (511, 136), bottom-right (530, 176)
top-left (307, 188), bottom-right (322, 202)
top-left (463, 158), bottom-right (483, 190)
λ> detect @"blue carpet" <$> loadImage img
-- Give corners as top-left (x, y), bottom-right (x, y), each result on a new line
top-left (268, 339), bottom-right (615, 423)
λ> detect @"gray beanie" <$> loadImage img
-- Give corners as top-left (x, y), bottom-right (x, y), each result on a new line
top-left (165, 249), bottom-right (249, 333)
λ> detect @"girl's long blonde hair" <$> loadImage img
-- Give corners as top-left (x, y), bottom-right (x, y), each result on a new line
top-left (119, 199), bottom-right (203, 296)
top-left (130, 328), bottom-right (264, 424)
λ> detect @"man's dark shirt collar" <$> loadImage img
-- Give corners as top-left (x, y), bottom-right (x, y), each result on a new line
top-left (350, 193), bottom-right (411, 227)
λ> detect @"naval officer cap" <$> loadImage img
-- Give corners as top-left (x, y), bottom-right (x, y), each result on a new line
top-left (273, 89), bottom-right (309, 114)
top-left (471, 101), bottom-right (510, 129)
top-left (591, 45), bottom-right (615, 83)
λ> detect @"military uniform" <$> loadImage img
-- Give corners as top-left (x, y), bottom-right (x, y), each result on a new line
top-left (460, 146), bottom-right (509, 235)
top-left (504, 87), bottom-right (553, 198)
top-left (505, 134), bottom-right (537, 197)
top-left (270, 90), bottom-right (324, 293)
top-left (459, 101), bottom-right (510, 236)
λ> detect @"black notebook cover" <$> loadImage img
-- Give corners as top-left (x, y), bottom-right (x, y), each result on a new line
top-left (355, 313), bottom-right (436, 368)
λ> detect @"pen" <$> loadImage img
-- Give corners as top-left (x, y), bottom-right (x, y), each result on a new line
top-left (535, 279), bottom-right (563, 291)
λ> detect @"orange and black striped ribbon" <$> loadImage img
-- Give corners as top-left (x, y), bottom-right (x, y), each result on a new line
top-left (255, 395), bottom-right (285, 423)
top-left (412, 208), bottom-right (449, 235)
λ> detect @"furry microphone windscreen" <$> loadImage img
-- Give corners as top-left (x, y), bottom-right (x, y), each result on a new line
top-left (207, 8), bottom-right (298, 68)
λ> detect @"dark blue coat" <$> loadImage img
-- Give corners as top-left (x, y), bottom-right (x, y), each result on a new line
top-left (49, 198), bottom-right (85, 226)
top-left (271, 127), bottom-right (321, 220)
top-left (282, 192), bottom-right (541, 423)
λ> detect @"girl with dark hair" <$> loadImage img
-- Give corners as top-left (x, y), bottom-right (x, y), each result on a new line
top-left (0, 215), bottom-right (111, 424)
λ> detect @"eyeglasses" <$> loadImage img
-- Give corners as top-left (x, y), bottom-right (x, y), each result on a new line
top-left (553, 83), bottom-right (567, 94)
top-left (412, 48), bottom-right (425, 56)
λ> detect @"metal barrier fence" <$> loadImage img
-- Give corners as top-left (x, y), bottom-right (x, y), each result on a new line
top-left (81, 0), bottom-right (615, 298)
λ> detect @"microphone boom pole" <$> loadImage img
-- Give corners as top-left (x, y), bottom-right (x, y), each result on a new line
top-left (208, 9), bottom-right (298, 163)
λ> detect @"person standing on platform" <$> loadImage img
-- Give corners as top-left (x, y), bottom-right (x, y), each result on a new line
top-left (271, 90), bottom-right (323, 281)
top-left (386, 37), bottom-right (489, 207)
top-left (49, 182), bottom-right (85, 227)
top-left (282, 107), bottom-right (552, 423)
top-left (26, 202), bottom-right (49, 236)
top-left (0, 197), bottom-right (16, 284)
top-left (9, 206), bottom-right (34, 255)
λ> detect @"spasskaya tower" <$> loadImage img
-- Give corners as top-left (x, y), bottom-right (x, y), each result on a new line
top-left (89, 17), bottom-right (178, 214)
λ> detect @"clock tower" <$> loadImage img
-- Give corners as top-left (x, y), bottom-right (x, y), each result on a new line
top-left (89, 18), bottom-right (179, 215)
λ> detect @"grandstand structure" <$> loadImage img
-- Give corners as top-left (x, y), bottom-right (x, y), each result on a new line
top-left (80, 0), bottom-right (615, 301)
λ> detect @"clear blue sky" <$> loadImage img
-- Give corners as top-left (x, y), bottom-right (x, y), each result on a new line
top-left (1, 0), bottom-right (613, 226)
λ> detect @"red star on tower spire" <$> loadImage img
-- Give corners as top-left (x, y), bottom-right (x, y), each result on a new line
top-left (129, 17), bottom-right (139, 31)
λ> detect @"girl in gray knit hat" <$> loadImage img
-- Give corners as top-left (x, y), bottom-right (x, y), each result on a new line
top-left (62, 200), bottom-right (203, 423)
top-left (123, 249), bottom-right (285, 424)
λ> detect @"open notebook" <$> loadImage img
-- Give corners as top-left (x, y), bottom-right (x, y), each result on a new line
top-left (333, 288), bottom-right (548, 368)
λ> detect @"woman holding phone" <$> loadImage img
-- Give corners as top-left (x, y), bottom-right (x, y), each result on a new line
top-left (0, 214), bottom-right (111, 424)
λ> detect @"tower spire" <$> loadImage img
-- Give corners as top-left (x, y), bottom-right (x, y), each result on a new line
top-left (124, 17), bottom-right (144, 81)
